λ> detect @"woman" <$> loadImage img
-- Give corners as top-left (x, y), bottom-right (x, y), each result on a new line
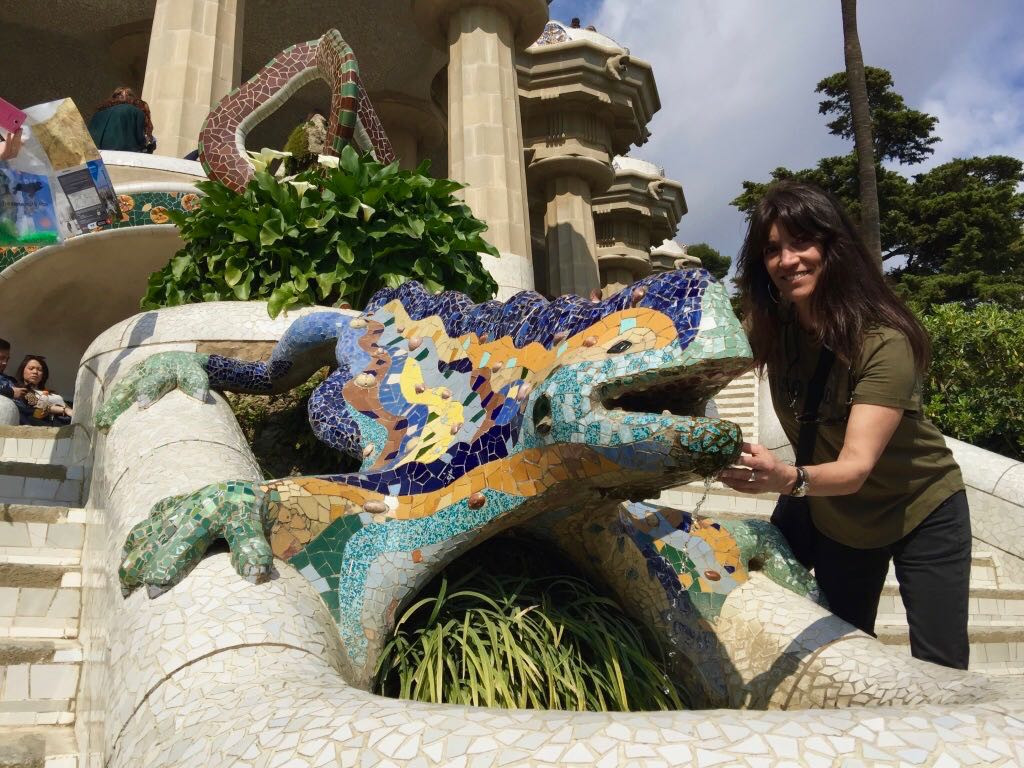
top-left (88, 87), bottom-right (155, 153)
top-left (720, 180), bottom-right (970, 670)
top-left (14, 355), bottom-right (72, 426)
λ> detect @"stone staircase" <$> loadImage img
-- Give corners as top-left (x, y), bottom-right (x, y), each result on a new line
top-left (0, 426), bottom-right (85, 768)
top-left (710, 370), bottom-right (758, 444)
top-left (876, 553), bottom-right (1024, 675)
top-left (0, 427), bottom-right (83, 507)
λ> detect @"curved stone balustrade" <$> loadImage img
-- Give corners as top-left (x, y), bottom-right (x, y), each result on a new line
top-left (0, 181), bottom-right (197, 396)
top-left (72, 301), bottom-right (1024, 767)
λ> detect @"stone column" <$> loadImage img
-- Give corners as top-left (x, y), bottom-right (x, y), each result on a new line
top-left (413, 0), bottom-right (548, 298)
top-left (543, 175), bottom-right (600, 298)
top-left (142, 0), bottom-right (245, 158)
top-left (372, 95), bottom-right (446, 171)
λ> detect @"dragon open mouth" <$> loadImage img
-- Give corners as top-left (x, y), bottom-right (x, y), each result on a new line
top-left (599, 358), bottom-right (753, 420)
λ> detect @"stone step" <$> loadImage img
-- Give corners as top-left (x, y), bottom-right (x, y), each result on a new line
top-left (884, 552), bottom-right (1000, 590)
top-left (0, 558), bottom-right (81, 641)
top-left (713, 387), bottom-right (756, 401)
top-left (0, 507), bottom-right (75, 526)
top-left (877, 578), bottom-right (1024, 628)
top-left (655, 483), bottom-right (777, 519)
top-left (713, 409), bottom-right (754, 422)
top-left (0, 465), bottom-right (82, 508)
top-left (0, 639), bottom-right (81, 728)
top-left (0, 426), bottom-right (74, 467)
top-left (0, 516), bottom-right (84, 565)
top-left (0, 725), bottom-right (78, 767)
top-left (876, 624), bottom-right (1024, 676)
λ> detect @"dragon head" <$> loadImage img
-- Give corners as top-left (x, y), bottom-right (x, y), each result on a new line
top-left (352, 269), bottom-right (752, 505)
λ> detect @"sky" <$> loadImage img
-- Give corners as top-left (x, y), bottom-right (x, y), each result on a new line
top-left (546, 0), bottom-right (1024, 274)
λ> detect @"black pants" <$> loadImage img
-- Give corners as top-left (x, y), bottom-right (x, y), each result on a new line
top-left (812, 490), bottom-right (971, 670)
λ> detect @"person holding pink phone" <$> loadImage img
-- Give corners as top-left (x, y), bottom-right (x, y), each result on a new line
top-left (0, 127), bottom-right (22, 160)
top-left (0, 96), bottom-right (26, 160)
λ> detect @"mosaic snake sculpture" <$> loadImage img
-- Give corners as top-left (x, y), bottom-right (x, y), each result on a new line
top-left (199, 28), bottom-right (396, 194)
top-left (96, 270), bottom-right (819, 706)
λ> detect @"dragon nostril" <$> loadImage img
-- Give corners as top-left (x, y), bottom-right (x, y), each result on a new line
top-left (608, 340), bottom-right (632, 354)
top-left (532, 394), bottom-right (552, 435)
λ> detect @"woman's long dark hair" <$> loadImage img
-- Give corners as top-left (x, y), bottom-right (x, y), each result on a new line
top-left (16, 354), bottom-right (50, 389)
top-left (735, 180), bottom-right (929, 373)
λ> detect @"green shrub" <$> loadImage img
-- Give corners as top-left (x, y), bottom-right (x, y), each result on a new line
top-left (143, 146), bottom-right (499, 317)
top-left (225, 367), bottom-right (359, 479)
top-left (921, 303), bottom-right (1024, 460)
top-left (374, 536), bottom-right (687, 712)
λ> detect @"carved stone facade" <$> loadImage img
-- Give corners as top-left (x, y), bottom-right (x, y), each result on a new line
top-left (593, 156), bottom-right (686, 294)
top-left (517, 21), bottom-right (664, 297)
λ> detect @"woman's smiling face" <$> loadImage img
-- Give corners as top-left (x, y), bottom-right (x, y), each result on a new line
top-left (762, 221), bottom-right (824, 311)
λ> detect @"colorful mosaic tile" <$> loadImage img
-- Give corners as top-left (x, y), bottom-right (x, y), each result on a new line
top-left (0, 190), bottom-right (195, 272)
top-left (198, 28), bottom-right (396, 194)
top-left (104, 269), bottom-right (762, 685)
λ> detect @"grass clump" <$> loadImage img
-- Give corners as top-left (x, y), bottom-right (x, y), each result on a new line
top-left (374, 536), bottom-right (686, 712)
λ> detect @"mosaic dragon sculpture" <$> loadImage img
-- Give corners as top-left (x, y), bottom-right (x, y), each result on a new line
top-left (97, 270), bottom-right (817, 706)
top-left (199, 28), bottom-right (396, 193)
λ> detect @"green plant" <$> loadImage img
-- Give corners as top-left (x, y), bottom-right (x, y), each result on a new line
top-left (921, 302), bottom-right (1024, 460)
top-left (225, 367), bottom-right (359, 478)
top-left (143, 146), bottom-right (499, 317)
top-left (374, 537), bottom-right (687, 712)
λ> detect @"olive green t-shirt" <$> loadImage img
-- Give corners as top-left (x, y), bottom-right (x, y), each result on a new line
top-left (768, 324), bottom-right (964, 549)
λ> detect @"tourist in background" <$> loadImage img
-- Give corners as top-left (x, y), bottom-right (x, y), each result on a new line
top-left (720, 180), bottom-right (970, 670)
top-left (13, 354), bottom-right (72, 425)
top-left (88, 87), bottom-right (156, 153)
top-left (0, 338), bottom-right (26, 401)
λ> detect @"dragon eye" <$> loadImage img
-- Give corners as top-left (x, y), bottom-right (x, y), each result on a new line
top-left (608, 340), bottom-right (632, 354)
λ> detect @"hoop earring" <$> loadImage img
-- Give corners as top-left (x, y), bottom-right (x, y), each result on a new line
top-left (767, 281), bottom-right (780, 304)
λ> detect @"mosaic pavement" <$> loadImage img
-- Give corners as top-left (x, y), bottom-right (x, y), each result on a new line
top-left (198, 28), bottom-right (396, 194)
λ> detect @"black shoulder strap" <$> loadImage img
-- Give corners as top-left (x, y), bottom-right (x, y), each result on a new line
top-left (795, 346), bottom-right (835, 465)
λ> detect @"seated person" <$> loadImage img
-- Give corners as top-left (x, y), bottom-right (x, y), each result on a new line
top-left (88, 87), bottom-right (152, 153)
top-left (13, 355), bottom-right (72, 426)
top-left (0, 338), bottom-right (26, 401)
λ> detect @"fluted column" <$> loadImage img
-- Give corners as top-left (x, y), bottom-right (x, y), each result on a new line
top-left (447, 7), bottom-right (532, 295)
top-left (414, 0), bottom-right (548, 297)
top-left (543, 176), bottom-right (600, 298)
top-left (142, 0), bottom-right (244, 157)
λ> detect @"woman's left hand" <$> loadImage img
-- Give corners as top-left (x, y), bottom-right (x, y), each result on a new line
top-left (718, 442), bottom-right (796, 495)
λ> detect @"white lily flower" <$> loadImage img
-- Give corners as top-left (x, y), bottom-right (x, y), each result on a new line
top-left (317, 154), bottom-right (340, 169)
top-left (288, 180), bottom-right (313, 196)
top-left (247, 147), bottom-right (292, 173)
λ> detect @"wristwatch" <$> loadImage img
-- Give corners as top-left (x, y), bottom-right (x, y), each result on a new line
top-left (790, 466), bottom-right (809, 497)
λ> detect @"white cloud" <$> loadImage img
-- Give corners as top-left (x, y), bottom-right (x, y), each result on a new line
top-left (582, 0), bottom-right (1024, 268)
